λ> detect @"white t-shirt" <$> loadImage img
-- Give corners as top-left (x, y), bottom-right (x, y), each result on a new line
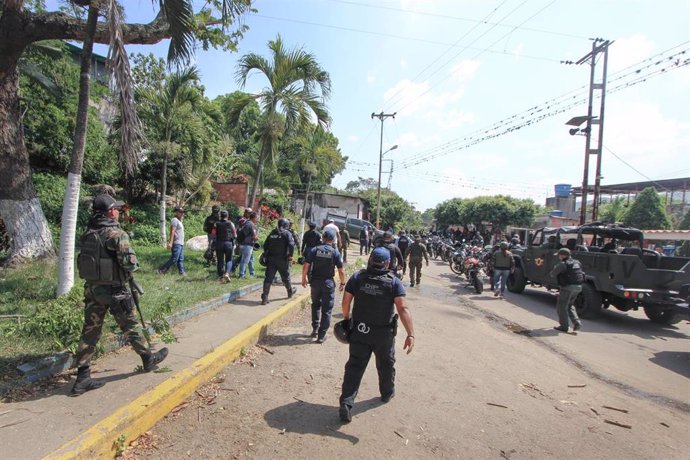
top-left (171, 217), bottom-right (185, 245)
top-left (324, 223), bottom-right (342, 246)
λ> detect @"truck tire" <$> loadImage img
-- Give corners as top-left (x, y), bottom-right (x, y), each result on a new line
top-left (507, 267), bottom-right (526, 293)
top-left (575, 283), bottom-right (602, 318)
top-left (643, 306), bottom-right (681, 325)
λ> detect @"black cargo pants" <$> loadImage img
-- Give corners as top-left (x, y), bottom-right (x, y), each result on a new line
top-left (340, 325), bottom-right (396, 408)
top-left (262, 256), bottom-right (292, 298)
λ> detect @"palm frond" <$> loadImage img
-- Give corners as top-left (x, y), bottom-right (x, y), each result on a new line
top-left (107, 0), bottom-right (145, 178)
top-left (235, 53), bottom-right (272, 88)
top-left (158, 0), bottom-right (195, 64)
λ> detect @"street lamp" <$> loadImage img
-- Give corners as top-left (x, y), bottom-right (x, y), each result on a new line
top-left (377, 144), bottom-right (398, 228)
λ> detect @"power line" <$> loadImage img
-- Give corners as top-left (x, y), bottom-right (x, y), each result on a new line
top-left (603, 145), bottom-right (671, 192)
top-left (379, 0), bottom-right (512, 110)
top-left (251, 14), bottom-right (562, 63)
top-left (324, 0), bottom-right (589, 40)
top-left (395, 46), bottom-right (690, 170)
top-left (391, 0), bottom-right (558, 114)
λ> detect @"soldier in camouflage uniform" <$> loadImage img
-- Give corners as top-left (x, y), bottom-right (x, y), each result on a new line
top-left (71, 194), bottom-right (168, 396)
top-left (405, 238), bottom-right (429, 287)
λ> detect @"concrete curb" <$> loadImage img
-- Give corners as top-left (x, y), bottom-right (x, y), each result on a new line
top-left (4, 282), bottom-right (264, 391)
top-left (44, 291), bottom-right (310, 460)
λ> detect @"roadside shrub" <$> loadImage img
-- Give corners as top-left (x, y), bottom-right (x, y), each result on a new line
top-left (7, 288), bottom-right (84, 353)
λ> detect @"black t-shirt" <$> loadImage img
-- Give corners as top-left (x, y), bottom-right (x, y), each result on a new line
top-left (214, 220), bottom-right (235, 243)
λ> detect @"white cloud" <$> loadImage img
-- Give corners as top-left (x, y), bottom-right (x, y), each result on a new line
top-left (609, 34), bottom-right (655, 72)
top-left (512, 43), bottom-right (524, 60)
top-left (450, 60), bottom-right (480, 81)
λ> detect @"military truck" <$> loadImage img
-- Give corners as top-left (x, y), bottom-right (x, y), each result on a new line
top-left (508, 224), bottom-right (690, 325)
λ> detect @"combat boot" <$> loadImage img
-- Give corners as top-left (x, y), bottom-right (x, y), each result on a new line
top-left (70, 366), bottom-right (105, 397)
top-left (287, 286), bottom-right (296, 298)
top-left (261, 293), bottom-right (269, 305)
top-left (141, 347), bottom-right (169, 372)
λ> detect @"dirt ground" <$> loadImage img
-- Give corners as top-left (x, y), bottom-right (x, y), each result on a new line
top-left (123, 258), bottom-right (690, 460)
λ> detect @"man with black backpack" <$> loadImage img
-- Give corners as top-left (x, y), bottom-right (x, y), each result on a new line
top-left (72, 195), bottom-right (168, 396)
top-left (213, 210), bottom-right (236, 282)
top-left (549, 248), bottom-right (585, 333)
top-left (203, 205), bottom-right (220, 266)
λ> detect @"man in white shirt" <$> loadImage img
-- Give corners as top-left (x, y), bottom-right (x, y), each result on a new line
top-left (324, 218), bottom-right (342, 250)
top-left (158, 207), bottom-right (187, 276)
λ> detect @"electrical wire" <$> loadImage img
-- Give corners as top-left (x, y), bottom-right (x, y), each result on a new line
top-left (603, 145), bottom-right (671, 191)
top-left (323, 0), bottom-right (589, 40)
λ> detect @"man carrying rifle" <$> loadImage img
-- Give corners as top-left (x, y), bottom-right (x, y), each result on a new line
top-left (71, 194), bottom-right (168, 396)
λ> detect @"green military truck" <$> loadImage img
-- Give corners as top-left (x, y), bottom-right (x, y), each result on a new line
top-left (508, 224), bottom-right (690, 325)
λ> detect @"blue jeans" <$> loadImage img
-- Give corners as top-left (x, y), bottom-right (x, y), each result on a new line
top-left (238, 244), bottom-right (255, 277)
top-left (493, 269), bottom-right (510, 294)
top-left (160, 244), bottom-right (186, 274)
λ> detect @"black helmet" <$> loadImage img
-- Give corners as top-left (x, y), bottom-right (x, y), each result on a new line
top-left (211, 205), bottom-right (220, 213)
top-left (278, 218), bottom-right (289, 229)
top-left (308, 221), bottom-right (316, 229)
top-left (333, 319), bottom-right (351, 344)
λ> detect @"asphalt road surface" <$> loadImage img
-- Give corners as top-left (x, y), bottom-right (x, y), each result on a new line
top-left (125, 253), bottom-right (690, 459)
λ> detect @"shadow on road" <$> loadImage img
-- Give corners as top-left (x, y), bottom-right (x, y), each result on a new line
top-left (263, 333), bottom-right (313, 347)
top-left (649, 351), bottom-right (690, 379)
top-left (457, 283), bottom-right (690, 340)
top-left (264, 399), bottom-right (375, 444)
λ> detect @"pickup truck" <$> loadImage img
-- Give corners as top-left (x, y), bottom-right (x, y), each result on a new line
top-left (508, 223), bottom-right (690, 325)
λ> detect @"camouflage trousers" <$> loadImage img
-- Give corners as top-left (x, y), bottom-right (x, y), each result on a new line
top-left (75, 284), bottom-right (149, 368)
top-left (409, 259), bottom-right (424, 283)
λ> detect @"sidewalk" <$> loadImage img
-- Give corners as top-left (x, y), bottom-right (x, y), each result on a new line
top-left (0, 276), bottom-right (310, 459)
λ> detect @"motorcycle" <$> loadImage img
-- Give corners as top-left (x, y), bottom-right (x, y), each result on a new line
top-left (463, 253), bottom-right (484, 294)
top-left (449, 246), bottom-right (466, 275)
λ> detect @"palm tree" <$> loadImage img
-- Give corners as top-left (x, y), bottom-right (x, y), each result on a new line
top-left (136, 66), bottom-right (207, 244)
top-left (227, 35), bottom-right (332, 208)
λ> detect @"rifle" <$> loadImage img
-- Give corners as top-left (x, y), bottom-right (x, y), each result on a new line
top-left (129, 278), bottom-right (152, 347)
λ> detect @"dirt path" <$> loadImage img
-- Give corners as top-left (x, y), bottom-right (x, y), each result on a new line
top-left (124, 255), bottom-right (690, 459)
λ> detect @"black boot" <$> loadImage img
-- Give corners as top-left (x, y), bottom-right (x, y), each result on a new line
top-left (70, 366), bottom-right (105, 397)
top-left (261, 293), bottom-right (269, 305)
top-left (141, 347), bottom-right (169, 372)
top-left (287, 285), bottom-right (296, 298)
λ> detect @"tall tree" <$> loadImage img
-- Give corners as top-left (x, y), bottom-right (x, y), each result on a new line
top-left (56, 3), bottom-right (100, 295)
top-left (0, 0), bottom-right (252, 265)
top-left (623, 187), bottom-right (672, 230)
top-left (227, 35), bottom-right (332, 208)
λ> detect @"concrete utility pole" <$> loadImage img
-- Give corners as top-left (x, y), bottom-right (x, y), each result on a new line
top-left (371, 111), bottom-right (396, 229)
top-left (574, 39), bottom-right (611, 224)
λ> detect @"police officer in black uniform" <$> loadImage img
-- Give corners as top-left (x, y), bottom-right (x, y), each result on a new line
top-left (396, 231), bottom-right (411, 275)
top-left (261, 218), bottom-right (296, 305)
top-left (374, 231), bottom-right (404, 277)
top-left (301, 221), bottom-right (322, 258)
top-left (301, 229), bottom-right (346, 343)
top-left (338, 247), bottom-right (415, 423)
top-left (214, 210), bottom-right (236, 282)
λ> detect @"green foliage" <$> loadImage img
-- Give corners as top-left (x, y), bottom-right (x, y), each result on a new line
top-left (679, 211), bottom-right (690, 230)
top-left (434, 195), bottom-right (539, 229)
top-left (359, 188), bottom-right (422, 231)
top-left (20, 41), bottom-right (119, 184)
top-left (7, 289), bottom-right (84, 353)
top-left (623, 187), bottom-right (671, 230)
top-left (599, 197), bottom-right (628, 224)
top-left (344, 177), bottom-right (379, 194)
top-left (33, 173), bottom-right (91, 242)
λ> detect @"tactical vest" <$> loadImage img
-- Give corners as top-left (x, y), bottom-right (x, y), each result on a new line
top-left (352, 270), bottom-right (396, 327)
top-left (215, 220), bottom-right (234, 243)
top-left (266, 229), bottom-right (288, 257)
top-left (386, 243), bottom-right (399, 270)
top-left (558, 258), bottom-right (585, 286)
top-left (77, 228), bottom-right (123, 285)
top-left (311, 244), bottom-right (337, 280)
top-left (397, 236), bottom-right (410, 253)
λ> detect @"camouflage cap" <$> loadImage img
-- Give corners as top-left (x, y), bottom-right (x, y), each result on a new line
top-left (557, 248), bottom-right (571, 256)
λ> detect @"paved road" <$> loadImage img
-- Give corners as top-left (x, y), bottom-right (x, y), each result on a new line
top-left (123, 251), bottom-right (690, 459)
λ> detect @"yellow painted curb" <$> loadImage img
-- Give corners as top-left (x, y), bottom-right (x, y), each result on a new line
top-left (44, 292), bottom-right (310, 460)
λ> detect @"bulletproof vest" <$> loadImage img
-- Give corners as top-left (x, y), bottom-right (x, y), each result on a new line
top-left (266, 229), bottom-right (288, 257)
top-left (558, 258), bottom-right (585, 286)
top-left (397, 236), bottom-right (410, 252)
top-left (310, 244), bottom-right (337, 280)
top-left (386, 243), bottom-right (399, 270)
top-left (204, 214), bottom-right (219, 233)
top-left (215, 220), bottom-right (234, 243)
top-left (352, 270), bottom-right (396, 327)
top-left (77, 228), bottom-right (122, 285)
top-left (408, 243), bottom-right (425, 259)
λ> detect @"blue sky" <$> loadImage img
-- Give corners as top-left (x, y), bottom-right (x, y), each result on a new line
top-left (61, 0), bottom-right (690, 211)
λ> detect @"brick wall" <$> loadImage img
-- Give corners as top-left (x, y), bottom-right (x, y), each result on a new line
top-left (212, 182), bottom-right (261, 209)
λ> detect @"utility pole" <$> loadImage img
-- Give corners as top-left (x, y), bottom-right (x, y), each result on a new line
top-left (574, 39), bottom-right (611, 224)
top-left (371, 111), bottom-right (396, 229)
